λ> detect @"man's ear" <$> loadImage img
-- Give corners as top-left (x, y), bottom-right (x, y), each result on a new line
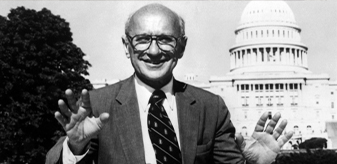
top-left (176, 36), bottom-right (188, 59)
top-left (122, 36), bottom-right (130, 58)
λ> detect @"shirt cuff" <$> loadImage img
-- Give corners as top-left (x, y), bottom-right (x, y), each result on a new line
top-left (62, 137), bottom-right (89, 164)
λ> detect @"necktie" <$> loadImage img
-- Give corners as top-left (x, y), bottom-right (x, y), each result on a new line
top-left (147, 90), bottom-right (182, 164)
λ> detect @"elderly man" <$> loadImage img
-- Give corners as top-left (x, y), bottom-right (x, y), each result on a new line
top-left (46, 3), bottom-right (293, 164)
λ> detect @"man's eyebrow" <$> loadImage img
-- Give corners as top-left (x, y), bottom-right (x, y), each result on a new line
top-left (137, 33), bottom-right (149, 36)
top-left (133, 33), bottom-right (171, 36)
top-left (129, 33), bottom-right (149, 36)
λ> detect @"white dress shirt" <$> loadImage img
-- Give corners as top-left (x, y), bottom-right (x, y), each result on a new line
top-left (62, 76), bottom-right (180, 164)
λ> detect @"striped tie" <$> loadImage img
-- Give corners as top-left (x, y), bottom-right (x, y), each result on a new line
top-left (148, 90), bottom-right (182, 164)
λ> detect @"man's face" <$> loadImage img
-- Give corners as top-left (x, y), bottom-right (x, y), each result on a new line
top-left (124, 12), bottom-right (186, 88)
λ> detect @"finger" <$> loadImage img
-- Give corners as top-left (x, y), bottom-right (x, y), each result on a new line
top-left (58, 99), bottom-right (71, 118)
top-left (65, 89), bottom-right (78, 113)
top-left (264, 112), bottom-right (281, 134)
top-left (65, 107), bottom-right (89, 131)
top-left (96, 113), bottom-right (110, 129)
top-left (81, 89), bottom-right (92, 113)
top-left (72, 107), bottom-right (89, 123)
top-left (235, 133), bottom-right (245, 150)
top-left (55, 111), bottom-right (67, 127)
top-left (255, 112), bottom-right (269, 132)
top-left (273, 119), bottom-right (287, 139)
top-left (278, 130), bottom-right (294, 147)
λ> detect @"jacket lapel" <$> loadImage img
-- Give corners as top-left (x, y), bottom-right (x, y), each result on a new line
top-left (114, 76), bottom-right (146, 164)
top-left (174, 79), bottom-right (200, 164)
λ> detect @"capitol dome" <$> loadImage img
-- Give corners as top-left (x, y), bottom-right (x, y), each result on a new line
top-left (237, 1), bottom-right (299, 31)
top-left (229, 0), bottom-right (309, 74)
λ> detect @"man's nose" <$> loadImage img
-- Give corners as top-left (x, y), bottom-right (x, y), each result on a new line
top-left (147, 40), bottom-right (160, 55)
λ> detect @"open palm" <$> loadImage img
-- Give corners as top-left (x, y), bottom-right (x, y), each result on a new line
top-left (55, 89), bottom-right (109, 154)
top-left (236, 112), bottom-right (293, 164)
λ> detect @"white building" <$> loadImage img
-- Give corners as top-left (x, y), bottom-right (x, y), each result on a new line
top-left (92, 79), bottom-right (120, 89)
top-left (206, 1), bottom-right (337, 146)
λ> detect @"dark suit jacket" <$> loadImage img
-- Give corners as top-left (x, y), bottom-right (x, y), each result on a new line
top-left (46, 76), bottom-right (245, 164)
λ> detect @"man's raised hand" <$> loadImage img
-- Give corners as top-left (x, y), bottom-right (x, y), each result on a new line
top-left (235, 112), bottom-right (293, 164)
top-left (54, 89), bottom-right (109, 154)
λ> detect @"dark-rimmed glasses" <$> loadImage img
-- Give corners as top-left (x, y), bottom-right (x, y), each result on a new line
top-left (126, 34), bottom-right (183, 52)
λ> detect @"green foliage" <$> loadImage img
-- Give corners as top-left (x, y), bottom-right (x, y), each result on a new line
top-left (273, 149), bottom-right (337, 164)
top-left (0, 7), bottom-right (93, 163)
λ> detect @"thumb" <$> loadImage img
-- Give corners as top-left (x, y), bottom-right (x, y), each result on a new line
top-left (96, 113), bottom-right (110, 129)
top-left (235, 133), bottom-right (246, 151)
top-left (235, 133), bottom-right (244, 146)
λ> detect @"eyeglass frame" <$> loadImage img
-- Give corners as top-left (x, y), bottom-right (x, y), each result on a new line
top-left (125, 34), bottom-right (185, 52)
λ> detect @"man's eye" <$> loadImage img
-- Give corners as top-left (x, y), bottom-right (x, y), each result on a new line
top-left (134, 36), bottom-right (151, 43)
top-left (158, 36), bottom-right (174, 43)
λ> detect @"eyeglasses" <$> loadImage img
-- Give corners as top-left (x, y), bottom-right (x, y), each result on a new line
top-left (126, 34), bottom-right (182, 52)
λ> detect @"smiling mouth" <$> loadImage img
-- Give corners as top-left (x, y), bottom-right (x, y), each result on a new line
top-left (143, 59), bottom-right (169, 65)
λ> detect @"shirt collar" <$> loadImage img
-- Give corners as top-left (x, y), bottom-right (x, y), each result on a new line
top-left (134, 75), bottom-right (174, 112)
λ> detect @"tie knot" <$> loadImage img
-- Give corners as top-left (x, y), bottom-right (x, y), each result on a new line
top-left (149, 90), bottom-right (166, 105)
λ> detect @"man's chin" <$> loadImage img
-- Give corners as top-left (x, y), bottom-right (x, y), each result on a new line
top-left (140, 73), bottom-right (172, 86)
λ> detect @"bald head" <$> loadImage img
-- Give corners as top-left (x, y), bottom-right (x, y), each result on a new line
top-left (125, 3), bottom-right (185, 36)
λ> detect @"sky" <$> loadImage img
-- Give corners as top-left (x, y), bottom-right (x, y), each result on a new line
top-left (1, 1), bottom-right (336, 83)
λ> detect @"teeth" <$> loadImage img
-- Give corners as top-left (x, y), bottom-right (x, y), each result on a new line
top-left (142, 59), bottom-right (165, 64)
top-left (148, 61), bottom-right (161, 64)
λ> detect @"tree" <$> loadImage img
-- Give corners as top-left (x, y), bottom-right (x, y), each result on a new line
top-left (0, 7), bottom-right (93, 163)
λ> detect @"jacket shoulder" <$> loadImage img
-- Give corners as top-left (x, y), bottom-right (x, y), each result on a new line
top-left (185, 83), bottom-right (220, 100)
top-left (174, 79), bottom-right (223, 104)
top-left (89, 77), bottom-right (131, 97)
top-left (88, 77), bottom-right (133, 115)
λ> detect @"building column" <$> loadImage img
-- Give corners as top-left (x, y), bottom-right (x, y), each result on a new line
top-left (290, 48), bottom-right (294, 65)
top-left (243, 49), bottom-right (247, 66)
top-left (250, 49), bottom-right (255, 66)
top-left (254, 48), bottom-right (257, 65)
top-left (280, 47), bottom-right (285, 64)
top-left (242, 49), bottom-right (245, 67)
top-left (300, 50), bottom-right (303, 66)
top-left (298, 50), bottom-right (303, 66)
top-left (298, 49), bottom-right (301, 65)
top-left (238, 51), bottom-right (241, 67)
top-left (239, 50), bottom-right (243, 67)
top-left (275, 47), bottom-right (280, 63)
top-left (294, 49), bottom-right (298, 65)
top-left (285, 83), bottom-right (288, 106)
top-left (290, 48), bottom-right (296, 65)
top-left (257, 48), bottom-right (262, 63)
top-left (263, 47), bottom-right (268, 63)
top-left (268, 47), bottom-right (271, 63)
top-left (246, 49), bottom-right (252, 65)
top-left (294, 48), bottom-right (298, 65)
top-left (301, 50), bottom-right (305, 67)
top-left (285, 48), bottom-right (289, 65)
top-left (285, 83), bottom-right (288, 92)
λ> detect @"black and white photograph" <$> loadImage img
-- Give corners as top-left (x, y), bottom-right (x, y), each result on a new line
top-left (1, 1), bottom-right (337, 163)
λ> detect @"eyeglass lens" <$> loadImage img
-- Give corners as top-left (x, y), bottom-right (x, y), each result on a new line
top-left (132, 35), bottom-right (177, 51)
